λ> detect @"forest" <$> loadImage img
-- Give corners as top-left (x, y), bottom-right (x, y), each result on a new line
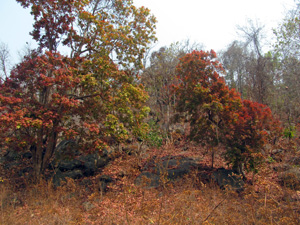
top-left (0, 0), bottom-right (300, 224)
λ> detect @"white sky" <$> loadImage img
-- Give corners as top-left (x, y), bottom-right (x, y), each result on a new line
top-left (0, 0), bottom-right (296, 66)
top-left (134, 0), bottom-right (295, 51)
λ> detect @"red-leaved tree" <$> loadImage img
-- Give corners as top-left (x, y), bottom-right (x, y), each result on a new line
top-left (224, 100), bottom-right (282, 176)
top-left (174, 50), bottom-right (282, 175)
top-left (0, 0), bottom-right (156, 181)
top-left (174, 50), bottom-right (242, 168)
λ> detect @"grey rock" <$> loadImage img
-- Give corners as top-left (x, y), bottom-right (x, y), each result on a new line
top-left (135, 172), bottom-right (161, 188)
top-left (82, 201), bottom-right (95, 211)
top-left (58, 159), bottom-right (82, 171)
top-left (98, 175), bottom-right (113, 192)
top-left (50, 140), bottom-right (110, 182)
top-left (135, 156), bottom-right (200, 188)
top-left (22, 152), bottom-right (32, 159)
top-left (212, 168), bottom-right (244, 191)
top-left (279, 167), bottom-right (300, 190)
top-left (52, 169), bottom-right (83, 187)
top-left (4, 150), bottom-right (20, 162)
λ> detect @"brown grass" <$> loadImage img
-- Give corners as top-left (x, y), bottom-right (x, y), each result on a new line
top-left (1, 141), bottom-right (299, 224)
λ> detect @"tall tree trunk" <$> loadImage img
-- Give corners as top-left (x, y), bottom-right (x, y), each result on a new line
top-left (32, 124), bottom-right (58, 182)
top-left (33, 128), bottom-right (44, 182)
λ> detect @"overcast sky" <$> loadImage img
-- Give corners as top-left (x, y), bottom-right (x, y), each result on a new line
top-left (0, 0), bottom-right (296, 66)
top-left (134, 0), bottom-right (295, 51)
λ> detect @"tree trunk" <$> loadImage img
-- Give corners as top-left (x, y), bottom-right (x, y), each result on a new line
top-left (32, 124), bottom-right (58, 182)
top-left (211, 147), bottom-right (215, 169)
top-left (33, 128), bottom-right (44, 182)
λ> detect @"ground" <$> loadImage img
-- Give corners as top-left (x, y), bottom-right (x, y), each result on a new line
top-left (0, 138), bottom-right (300, 224)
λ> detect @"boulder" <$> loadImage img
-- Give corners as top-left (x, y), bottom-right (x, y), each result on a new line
top-left (98, 175), bottom-right (113, 192)
top-left (212, 168), bottom-right (244, 191)
top-left (52, 169), bottom-right (84, 187)
top-left (135, 156), bottom-right (200, 188)
top-left (279, 168), bottom-right (300, 190)
top-left (82, 201), bottom-right (95, 211)
top-left (3, 150), bottom-right (20, 162)
top-left (50, 140), bottom-right (111, 186)
top-left (135, 172), bottom-right (161, 188)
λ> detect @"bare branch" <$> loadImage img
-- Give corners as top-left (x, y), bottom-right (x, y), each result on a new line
top-left (0, 42), bottom-right (11, 79)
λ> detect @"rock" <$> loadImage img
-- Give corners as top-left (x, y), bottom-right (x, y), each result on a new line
top-left (135, 156), bottom-right (200, 188)
top-left (272, 164), bottom-right (292, 172)
top-left (155, 157), bottom-right (198, 178)
top-left (51, 140), bottom-right (80, 168)
top-left (52, 169), bottom-right (83, 187)
top-left (3, 161), bottom-right (19, 170)
top-left (50, 139), bottom-right (110, 185)
top-left (58, 159), bottom-right (82, 171)
top-left (98, 175), bottom-right (113, 192)
top-left (4, 150), bottom-right (20, 162)
top-left (212, 168), bottom-right (244, 191)
top-left (80, 178), bottom-right (93, 187)
top-left (22, 151), bottom-right (32, 159)
top-left (135, 172), bottom-right (161, 188)
top-left (78, 153), bottom-right (107, 176)
top-left (271, 149), bottom-right (284, 161)
top-left (82, 201), bottom-right (95, 211)
top-left (288, 157), bottom-right (300, 166)
top-left (279, 168), bottom-right (300, 190)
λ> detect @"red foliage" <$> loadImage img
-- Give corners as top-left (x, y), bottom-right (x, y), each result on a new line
top-left (174, 50), bottom-right (282, 174)
top-left (16, 0), bottom-right (81, 51)
top-left (224, 100), bottom-right (282, 174)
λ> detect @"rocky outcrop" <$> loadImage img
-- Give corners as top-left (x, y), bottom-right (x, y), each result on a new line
top-left (135, 156), bottom-right (200, 188)
top-left (212, 168), bottom-right (244, 192)
top-left (279, 168), bottom-right (300, 190)
top-left (135, 156), bottom-right (245, 191)
top-left (51, 150), bottom-right (110, 187)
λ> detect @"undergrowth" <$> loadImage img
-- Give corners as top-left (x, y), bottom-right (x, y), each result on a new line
top-left (1, 141), bottom-right (300, 224)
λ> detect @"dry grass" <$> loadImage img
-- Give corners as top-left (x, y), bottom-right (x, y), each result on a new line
top-left (1, 141), bottom-right (300, 224)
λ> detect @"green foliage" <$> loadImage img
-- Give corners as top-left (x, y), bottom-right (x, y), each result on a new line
top-left (0, 0), bottom-right (157, 180)
top-left (144, 120), bottom-right (164, 148)
top-left (267, 156), bottom-right (276, 163)
top-left (283, 125), bottom-right (296, 140)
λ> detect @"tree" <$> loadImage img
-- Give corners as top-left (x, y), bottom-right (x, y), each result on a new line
top-left (224, 100), bottom-right (281, 176)
top-left (0, 42), bottom-right (11, 81)
top-left (174, 50), bottom-right (281, 175)
top-left (219, 41), bottom-right (247, 97)
top-left (141, 40), bottom-right (204, 135)
top-left (220, 20), bottom-right (276, 105)
top-left (174, 50), bottom-right (241, 168)
top-left (273, 1), bottom-right (300, 124)
top-left (0, 0), bottom-right (156, 181)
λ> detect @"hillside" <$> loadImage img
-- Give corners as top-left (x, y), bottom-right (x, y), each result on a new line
top-left (1, 136), bottom-right (299, 224)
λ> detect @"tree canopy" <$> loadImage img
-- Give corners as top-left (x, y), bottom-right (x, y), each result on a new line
top-left (0, 0), bottom-right (156, 180)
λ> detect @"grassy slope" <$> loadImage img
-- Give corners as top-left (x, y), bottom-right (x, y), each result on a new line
top-left (1, 140), bottom-right (300, 225)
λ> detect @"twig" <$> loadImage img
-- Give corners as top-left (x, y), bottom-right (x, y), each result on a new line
top-left (157, 192), bottom-right (164, 225)
top-left (201, 196), bottom-right (227, 224)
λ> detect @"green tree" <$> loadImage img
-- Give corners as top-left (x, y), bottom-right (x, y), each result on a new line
top-left (0, 0), bottom-right (156, 181)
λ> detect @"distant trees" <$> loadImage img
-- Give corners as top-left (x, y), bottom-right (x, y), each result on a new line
top-left (141, 40), bottom-right (204, 134)
top-left (273, 2), bottom-right (300, 124)
top-left (220, 20), bottom-right (276, 105)
top-left (0, 42), bottom-right (10, 81)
